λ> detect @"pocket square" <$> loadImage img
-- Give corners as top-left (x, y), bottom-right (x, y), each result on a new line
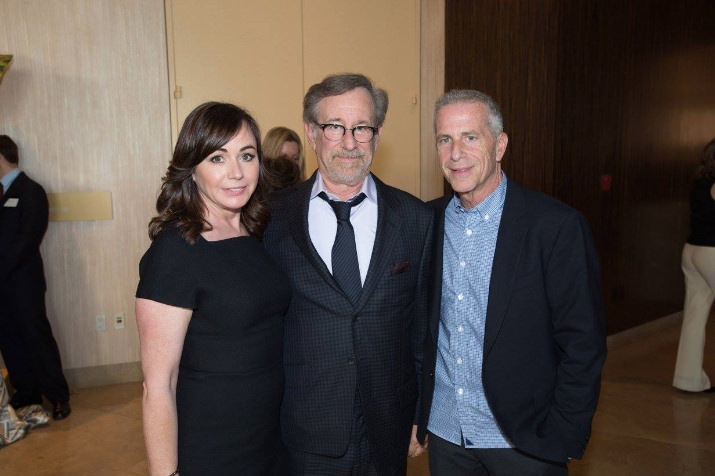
top-left (392, 261), bottom-right (410, 274)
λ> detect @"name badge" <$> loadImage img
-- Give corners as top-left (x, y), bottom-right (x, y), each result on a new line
top-left (4, 198), bottom-right (19, 207)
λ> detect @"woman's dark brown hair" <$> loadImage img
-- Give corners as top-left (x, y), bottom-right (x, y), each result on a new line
top-left (148, 102), bottom-right (269, 242)
top-left (695, 137), bottom-right (715, 181)
top-left (263, 156), bottom-right (302, 193)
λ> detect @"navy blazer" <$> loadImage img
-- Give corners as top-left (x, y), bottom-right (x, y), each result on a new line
top-left (0, 172), bottom-right (49, 296)
top-left (419, 181), bottom-right (606, 463)
top-left (264, 173), bottom-right (433, 475)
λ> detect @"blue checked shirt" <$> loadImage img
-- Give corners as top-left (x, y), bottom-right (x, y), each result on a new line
top-left (427, 173), bottom-right (512, 448)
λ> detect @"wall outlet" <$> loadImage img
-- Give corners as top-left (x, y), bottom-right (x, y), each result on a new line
top-left (114, 313), bottom-right (125, 329)
top-left (96, 315), bottom-right (106, 332)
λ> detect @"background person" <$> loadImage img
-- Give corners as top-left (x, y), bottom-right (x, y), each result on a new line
top-left (673, 137), bottom-right (715, 393)
top-left (263, 126), bottom-right (306, 180)
top-left (0, 134), bottom-right (71, 421)
top-left (136, 102), bottom-right (290, 475)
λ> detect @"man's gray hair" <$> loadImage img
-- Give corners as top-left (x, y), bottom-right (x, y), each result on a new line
top-left (434, 89), bottom-right (503, 138)
top-left (303, 73), bottom-right (389, 127)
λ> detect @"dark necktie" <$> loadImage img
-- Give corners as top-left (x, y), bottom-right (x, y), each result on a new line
top-left (0, 183), bottom-right (3, 201)
top-left (319, 191), bottom-right (367, 304)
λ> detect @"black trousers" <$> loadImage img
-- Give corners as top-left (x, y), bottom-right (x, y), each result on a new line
top-left (0, 293), bottom-right (69, 406)
top-left (428, 432), bottom-right (568, 476)
top-left (288, 390), bottom-right (379, 476)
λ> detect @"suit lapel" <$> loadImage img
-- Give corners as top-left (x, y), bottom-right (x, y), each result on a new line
top-left (429, 194), bottom-right (451, 339)
top-left (353, 175), bottom-right (401, 312)
top-left (287, 174), bottom-right (344, 297)
top-left (483, 182), bottom-right (528, 357)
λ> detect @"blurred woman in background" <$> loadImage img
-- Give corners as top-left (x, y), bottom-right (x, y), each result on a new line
top-left (263, 126), bottom-right (305, 181)
top-left (673, 137), bottom-right (715, 393)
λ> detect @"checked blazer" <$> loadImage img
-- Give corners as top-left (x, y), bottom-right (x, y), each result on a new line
top-left (263, 172), bottom-right (433, 475)
top-left (418, 181), bottom-right (606, 463)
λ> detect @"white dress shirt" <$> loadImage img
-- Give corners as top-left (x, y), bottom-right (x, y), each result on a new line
top-left (308, 172), bottom-right (378, 285)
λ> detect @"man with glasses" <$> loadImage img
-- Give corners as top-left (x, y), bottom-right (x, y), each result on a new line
top-left (264, 73), bottom-right (432, 475)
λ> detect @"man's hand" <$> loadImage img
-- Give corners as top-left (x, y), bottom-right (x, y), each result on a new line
top-left (407, 425), bottom-right (428, 457)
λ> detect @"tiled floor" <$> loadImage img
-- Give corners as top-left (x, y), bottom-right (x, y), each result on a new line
top-left (1, 317), bottom-right (713, 475)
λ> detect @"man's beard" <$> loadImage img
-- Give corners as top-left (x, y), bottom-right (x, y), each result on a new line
top-left (324, 149), bottom-right (372, 186)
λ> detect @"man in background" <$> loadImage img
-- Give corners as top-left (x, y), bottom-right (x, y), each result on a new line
top-left (0, 135), bottom-right (71, 420)
top-left (418, 90), bottom-right (606, 475)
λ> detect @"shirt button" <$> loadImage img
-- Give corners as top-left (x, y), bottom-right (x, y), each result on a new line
top-left (466, 229), bottom-right (473, 236)
top-left (484, 214), bottom-right (489, 220)
top-left (458, 326), bottom-right (464, 332)
top-left (347, 356), bottom-right (356, 365)
top-left (457, 387), bottom-right (464, 395)
top-left (457, 358), bottom-right (463, 365)
top-left (457, 293), bottom-right (464, 301)
top-left (460, 261), bottom-right (466, 268)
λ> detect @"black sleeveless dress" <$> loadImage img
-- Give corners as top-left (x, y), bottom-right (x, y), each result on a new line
top-left (136, 227), bottom-right (290, 475)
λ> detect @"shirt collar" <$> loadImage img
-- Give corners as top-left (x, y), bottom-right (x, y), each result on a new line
top-left (450, 171), bottom-right (508, 217)
top-left (1, 167), bottom-right (21, 192)
top-left (310, 171), bottom-right (377, 204)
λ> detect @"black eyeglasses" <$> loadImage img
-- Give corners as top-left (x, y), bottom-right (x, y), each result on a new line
top-left (315, 123), bottom-right (378, 143)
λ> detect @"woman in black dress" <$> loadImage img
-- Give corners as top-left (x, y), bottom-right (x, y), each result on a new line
top-left (136, 102), bottom-right (290, 475)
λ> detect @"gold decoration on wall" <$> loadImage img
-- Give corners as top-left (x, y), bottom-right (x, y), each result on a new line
top-left (47, 191), bottom-right (114, 222)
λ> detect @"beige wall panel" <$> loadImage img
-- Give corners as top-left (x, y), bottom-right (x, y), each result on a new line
top-left (167, 0), bottom-right (304, 148)
top-left (302, 0), bottom-right (421, 196)
top-left (420, 0), bottom-right (445, 200)
top-left (0, 1), bottom-right (171, 370)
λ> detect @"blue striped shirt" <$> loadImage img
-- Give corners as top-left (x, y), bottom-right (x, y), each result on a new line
top-left (427, 173), bottom-right (512, 448)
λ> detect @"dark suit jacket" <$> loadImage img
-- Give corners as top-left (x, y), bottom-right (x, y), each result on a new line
top-left (264, 173), bottom-right (433, 475)
top-left (419, 181), bottom-right (606, 463)
top-left (0, 171), bottom-right (49, 298)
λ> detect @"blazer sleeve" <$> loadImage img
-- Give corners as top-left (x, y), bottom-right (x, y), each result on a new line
top-left (545, 210), bottom-right (607, 459)
top-left (0, 182), bottom-right (49, 282)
